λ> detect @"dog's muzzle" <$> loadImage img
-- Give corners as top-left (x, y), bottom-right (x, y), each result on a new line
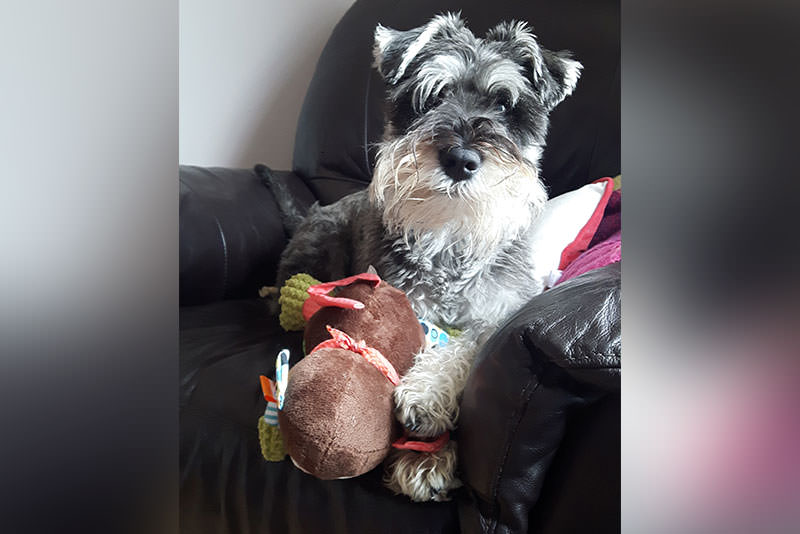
top-left (438, 146), bottom-right (481, 182)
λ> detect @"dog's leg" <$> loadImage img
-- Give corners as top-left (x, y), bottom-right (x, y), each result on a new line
top-left (386, 325), bottom-right (493, 501)
top-left (384, 441), bottom-right (462, 502)
top-left (394, 327), bottom-right (490, 436)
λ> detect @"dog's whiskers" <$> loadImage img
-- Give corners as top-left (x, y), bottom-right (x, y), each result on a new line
top-left (296, 12), bottom-right (585, 503)
top-left (491, 170), bottom-right (518, 187)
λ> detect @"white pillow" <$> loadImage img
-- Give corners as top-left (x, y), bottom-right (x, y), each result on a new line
top-left (528, 178), bottom-right (615, 288)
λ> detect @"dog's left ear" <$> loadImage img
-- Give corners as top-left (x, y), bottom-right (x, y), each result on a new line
top-left (486, 21), bottom-right (582, 111)
top-left (537, 48), bottom-right (582, 110)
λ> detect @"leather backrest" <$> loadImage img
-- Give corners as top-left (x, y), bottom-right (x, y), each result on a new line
top-left (293, 0), bottom-right (619, 198)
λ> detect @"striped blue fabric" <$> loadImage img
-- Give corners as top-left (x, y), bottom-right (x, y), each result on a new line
top-left (263, 402), bottom-right (279, 426)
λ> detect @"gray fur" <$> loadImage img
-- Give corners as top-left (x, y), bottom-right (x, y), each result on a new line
top-left (276, 189), bottom-right (542, 330)
top-left (272, 13), bottom-right (580, 502)
top-left (255, 164), bottom-right (309, 238)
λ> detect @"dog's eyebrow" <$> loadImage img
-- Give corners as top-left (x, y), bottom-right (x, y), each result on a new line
top-left (411, 54), bottom-right (465, 109)
top-left (393, 16), bottom-right (454, 84)
top-left (480, 59), bottom-right (528, 104)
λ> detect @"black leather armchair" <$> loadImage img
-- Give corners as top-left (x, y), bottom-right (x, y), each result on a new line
top-left (180, 0), bottom-right (619, 532)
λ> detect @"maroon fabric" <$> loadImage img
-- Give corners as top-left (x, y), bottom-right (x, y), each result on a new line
top-left (556, 190), bottom-right (621, 286)
top-left (588, 190), bottom-right (620, 249)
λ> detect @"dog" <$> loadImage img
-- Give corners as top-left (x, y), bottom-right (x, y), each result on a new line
top-left (271, 12), bottom-right (582, 502)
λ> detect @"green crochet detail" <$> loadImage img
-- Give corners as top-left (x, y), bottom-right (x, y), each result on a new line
top-left (278, 273), bottom-right (321, 331)
top-left (443, 326), bottom-right (463, 338)
top-left (258, 417), bottom-right (287, 462)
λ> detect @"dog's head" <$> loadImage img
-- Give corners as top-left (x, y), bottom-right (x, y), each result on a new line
top-left (370, 13), bottom-right (581, 253)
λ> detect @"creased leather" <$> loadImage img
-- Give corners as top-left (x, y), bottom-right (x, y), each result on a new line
top-left (180, 0), bottom-right (620, 530)
top-left (180, 301), bottom-right (460, 534)
top-left (179, 166), bottom-right (313, 306)
top-left (458, 264), bottom-right (620, 534)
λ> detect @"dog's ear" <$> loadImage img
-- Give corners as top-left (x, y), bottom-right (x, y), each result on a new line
top-left (538, 48), bottom-right (583, 109)
top-left (373, 24), bottom-right (418, 83)
top-left (486, 21), bottom-right (582, 110)
top-left (373, 13), bottom-right (467, 85)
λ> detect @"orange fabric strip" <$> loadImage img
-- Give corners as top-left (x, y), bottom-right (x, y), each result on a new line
top-left (259, 375), bottom-right (277, 403)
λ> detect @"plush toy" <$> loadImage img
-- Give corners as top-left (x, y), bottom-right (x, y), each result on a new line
top-left (256, 176), bottom-right (623, 480)
top-left (260, 273), bottom-right (436, 480)
top-left (276, 273), bottom-right (321, 332)
top-left (257, 350), bottom-right (289, 462)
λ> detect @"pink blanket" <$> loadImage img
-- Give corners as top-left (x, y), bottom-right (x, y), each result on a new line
top-left (556, 190), bottom-right (621, 286)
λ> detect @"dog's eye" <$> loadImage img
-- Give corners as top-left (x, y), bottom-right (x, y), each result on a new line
top-left (420, 91), bottom-right (448, 113)
top-left (495, 94), bottom-right (512, 114)
top-left (420, 97), bottom-right (440, 113)
top-left (420, 87), bottom-right (450, 113)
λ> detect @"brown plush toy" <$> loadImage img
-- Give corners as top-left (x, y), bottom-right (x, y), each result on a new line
top-left (276, 274), bottom-right (426, 479)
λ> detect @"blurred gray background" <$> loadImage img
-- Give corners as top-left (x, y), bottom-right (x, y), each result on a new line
top-left (179, 0), bottom-right (356, 169)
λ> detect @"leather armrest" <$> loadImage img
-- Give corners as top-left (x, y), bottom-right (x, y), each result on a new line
top-left (179, 165), bottom-right (314, 306)
top-left (457, 263), bottom-right (621, 534)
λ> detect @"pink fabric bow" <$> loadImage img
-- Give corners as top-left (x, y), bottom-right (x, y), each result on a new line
top-left (310, 325), bottom-right (400, 386)
top-left (311, 326), bottom-right (451, 453)
top-left (301, 273), bottom-right (381, 321)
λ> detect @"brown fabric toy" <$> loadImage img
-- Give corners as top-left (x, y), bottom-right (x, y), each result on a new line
top-left (277, 275), bottom-right (425, 479)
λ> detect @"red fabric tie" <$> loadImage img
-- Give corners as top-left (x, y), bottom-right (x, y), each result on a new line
top-left (310, 326), bottom-right (400, 386)
top-left (392, 431), bottom-right (450, 453)
top-left (302, 273), bottom-right (381, 320)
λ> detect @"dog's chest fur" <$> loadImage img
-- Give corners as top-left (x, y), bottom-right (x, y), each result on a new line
top-left (347, 190), bottom-right (541, 328)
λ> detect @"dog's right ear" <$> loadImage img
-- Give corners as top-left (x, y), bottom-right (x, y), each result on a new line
top-left (373, 24), bottom-right (424, 85)
top-left (373, 13), bottom-right (467, 85)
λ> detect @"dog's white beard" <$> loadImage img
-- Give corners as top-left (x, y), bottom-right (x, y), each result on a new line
top-left (369, 137), bottom-right (547, 261)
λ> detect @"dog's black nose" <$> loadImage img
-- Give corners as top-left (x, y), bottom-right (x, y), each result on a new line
top-left (438, 147), bottom-right (481, 181)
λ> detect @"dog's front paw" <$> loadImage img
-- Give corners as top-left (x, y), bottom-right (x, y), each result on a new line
top-left (394, 378), bottom-right (455, 438)
top-left (384, 442), bottom-right (462, 502)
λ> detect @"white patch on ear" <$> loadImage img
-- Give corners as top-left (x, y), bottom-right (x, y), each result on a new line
top-left (561, 58), bottom-right (583, 97)
top-left (538, 52), bottom-right (583, 108)
top-left (373, 24), bottom-right (398, 69)
top-left (392, 15), bottom-right (453, 84)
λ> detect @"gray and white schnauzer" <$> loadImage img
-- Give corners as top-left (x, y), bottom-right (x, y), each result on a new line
top-left (273, 13), bottom-right (581, 502)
